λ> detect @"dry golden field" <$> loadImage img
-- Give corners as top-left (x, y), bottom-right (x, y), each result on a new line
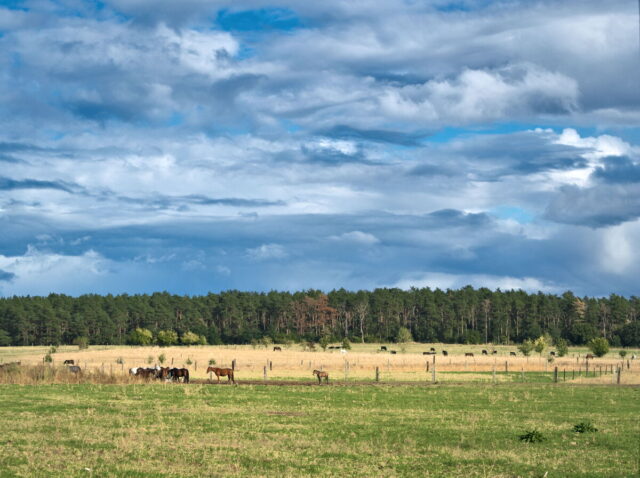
top-left (2, 342), bottom-right (638, 384)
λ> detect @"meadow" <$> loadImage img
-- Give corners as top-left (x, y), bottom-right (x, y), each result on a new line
top-left (0, 383), bottom-right (638, 477)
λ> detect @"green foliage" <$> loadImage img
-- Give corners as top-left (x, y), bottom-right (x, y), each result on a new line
top-left (341, 338), bottom-right (351, 350)
top-left (0, 329), bottom-right (10, 346)
top-left (208, 359), bottom-right (216, 366)
top-left (588, 338), bottom-right (610, 357)
top-left (304, 341), bottom-right (316, 351)
top-left (518, 429), bottom-right (545, 443)
top-left (518, 339), bottom-right (534, 356)
top-left (115, 357), bottom-right (124, 365)
top-left (555, 338), bottom-right (569, 357)
top-left (43, 353), bottom-right (53, 363)
top-left (180, 331), bottom-right (201, 346)
top-left (463, 329), bottom-right (482, 345)
top-left (319, 336), bottom-right (330, 351)
top-left (185, 358), bottom-right (193, 365)
top-left (197, 334), bottom-right (207, 345)
top-left (48, 346), bottom-right (57, 354)
top-left (158, 354), bottom-right (166, 364)
top-left (395, 327), bottom-right (413, 344)
top-left (73, 336), bottom-right (89, 350)
top-left (259, 336), bottom-right (273, 348)
top-left (573, 422), bottom-right (598, 433)
top-left (250, 339), bottom-right (258, 349)
top-left (146, 355), bottom-right (154, 365)
top-left (618, 350), bottom-right (627, 359)
top-left (127, 328), bottom-right (153, 346)
top-left (156, 330), bottom-right (178, 346)
top-left (533, 336), bottom-right (547, 356)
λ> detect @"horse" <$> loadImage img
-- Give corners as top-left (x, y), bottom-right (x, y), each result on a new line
top-left (585, 354), bottom-right (595, 360)
top-left (549, 351), bottom-right (556, 356)
top-left (157, 367), bottom-right (171, 379)
top-left (207, 366), bottom-right (234, 384)
top-left (390, 350), bottom-right (397, 354)
top-left (63, 359), bottom-right (75, 365)
top-left (442, 350), bottom-right (448, 356)
top-left (135, 368), bottom-right (156, 379)
top-left (510, 352), bottom-right (517, 356)
top-left (380, 346), bottom-right (387, 351)
top-left (465, 352), bottom-right (474, 357)
top-left (482, 350), bottom-right (488, 355)
top-left (492, 350), bottom-right (497, 355)
top-left (273, 346), bottom-right (282, 351)
top-left (67, 365), bottom-right (82, 374)
top-left (430, 347), bottom-right (436, 352)
top-left (169, 368), bottom-right (190, 383)
top-left (313, 369), bottom-right (329, 384)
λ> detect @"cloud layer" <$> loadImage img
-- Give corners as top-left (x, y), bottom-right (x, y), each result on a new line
top-left (1, 0), bottom-right (639, 297)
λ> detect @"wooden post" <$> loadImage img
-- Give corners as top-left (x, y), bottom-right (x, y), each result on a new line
top-left (432, 355), bottom-right (436, 364)
top-left (269, 360), bottom-right (273, 371)
top-left (563, 368), bottom-right (566, 381)
top-left (375, 366), bottom-right (380, 382)
top-left (572, 369), bottom-right (575, 380)
top-left (617, 367), bottom-right (621, 385)
top-left (585, 360), bottom-right (589, 375)
top-left (505, 361), bottom-right (508, 373)
top-left (232, 359), bottom-right (236, 371)
top-left (263, 366), bottom-right (267, 381)
top-left (171, 358), bottom-right (174, 365)
top-left (521, 367), bottom-right (524, 382)
top-left (121, 363), bottom-right (124, 373)
top-left (553, 366), bottom-right (558, 383)
top-left (110, 364), bottom-right (113, 375)
top-left (492, 364), bottom-right (496, 384)
top-left (431, 363), bottom-right (436, 383)
top-left (426, 361), bottom-right (429, 372)
top-left (195, 361), bottom-right (197, 371)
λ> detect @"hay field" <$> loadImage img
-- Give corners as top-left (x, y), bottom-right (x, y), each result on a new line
top-left (2, 343), bottom-right (638, 384)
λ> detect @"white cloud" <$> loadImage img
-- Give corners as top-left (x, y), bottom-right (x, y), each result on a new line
top-left (392, 272), bottom-right (559, 294)
top-left (246, 243), bottom-right (288, 260)
top-left (329, 230), bottom-right (380, 245)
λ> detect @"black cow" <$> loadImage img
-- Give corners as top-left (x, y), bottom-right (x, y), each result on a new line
top-left (510, 352), bottom-right (517, 356)
top-left (549, 351), bottom-right (556, 356)
top-left (390, 350), bottom-right (397, 355)
top-left (63, 359), bottom-right (75, 365)
top-left (380, 346), bottom-right (387, 351)
top-left (465, 352), bottom-right (474, 357)
top-left (430, 347), bottom-right (436, 352)
top-left (273, 346), bottom-right (282, 351)
top-left (482, 350), bottom-right (488, 355)
top-left (442, 350), bottom-right (448, 356)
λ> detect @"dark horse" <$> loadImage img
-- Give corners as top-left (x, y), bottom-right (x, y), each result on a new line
top-left (273, 346), bottom-right (282, 351)
top-left (313, 369), bottom-right (329, 384)
top-left (169, 368), bottom-right (190, 383)
top-left (207, 366), bottom-right (235, 383)
top-left (63, 359), bottom-right (75, 365)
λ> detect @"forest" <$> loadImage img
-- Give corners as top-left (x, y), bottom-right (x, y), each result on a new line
top-left (0, 287), bottom-right (639, 347)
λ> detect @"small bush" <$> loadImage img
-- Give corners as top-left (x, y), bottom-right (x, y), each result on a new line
top-left (341, 338), bottom-right (351, 350)
top-left (146, 355), bottom-right (154, 365)
top-left (573, 422), bottom-right (598, 433)
top-left (115, 357), bottom-right (124, 365)
top-left (158, 354), bottom-right (166, 364)
top-left (209, 359), bottom-right (216, 366)
top-left (588, 338), bottom-right (610, 357)
top-left (619, 350), bottom-right (627, 359)
top-left (518, 340), bottom-right (534, 357)
top-left (43, 353), bottom-right (53, 363)
top-left (555, 338), bottom-right (568, 357)
top-left (519, 429), bottom-right (545, 443)
top-left (49, 346), bottom-right (57, 354)
top-left (185, 358), bottom-right (193, 365)
top-left (73, 336), bottom-right (89, 350)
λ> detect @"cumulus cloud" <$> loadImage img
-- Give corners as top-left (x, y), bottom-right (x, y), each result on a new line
top-left (246, 243), bottom-right (288, 260)
top-left (329, 231), bottom-right (380, 245)
top-left (392, 272), bottom-right (560, 294)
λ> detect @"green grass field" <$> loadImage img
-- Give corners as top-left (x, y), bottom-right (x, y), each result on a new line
top-left (0, 383), bottom-right (638, 477)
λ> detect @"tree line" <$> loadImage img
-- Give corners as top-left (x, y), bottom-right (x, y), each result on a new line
top-left (0, 287), bottom-right (639, 347)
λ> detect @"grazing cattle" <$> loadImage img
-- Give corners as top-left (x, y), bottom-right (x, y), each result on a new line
top-left (465, 353), bottom-right (474, 357)
top-left (313, 369), bottom-right (329, 384)
top-left (510, 352), bottom-right (517, 356)
top-left (442, 350), bottom-right (448, 356)
top-left (273, 346), bottom-right (282, 352)
top-left (380, 346), bottom-right (387, 351)
top-left (63, 359), bottom-right (75, 365)
top-left (482, 350), bottom-right (488, 355)
top-left (585, 354), bottom-right (595, 360)
top-left (549, 351), bottom-right (556, 356)
top-left (67, 365), bottom-right (82, 374)
top-left (390, 350), bottom-right (397, 355)
top-left (492, 350), bottom-right (498, 355)
top-left (207, 366), bottom-right (234, 383)
top-left (430, 347), bottom-right (436, 352)
top-left (169, 368), bottom-right (190, 383)
top-left (423, 351), bottom-right (435, 355)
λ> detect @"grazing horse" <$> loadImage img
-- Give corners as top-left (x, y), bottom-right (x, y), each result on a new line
top-left (482, 350), bottom-right (488, 355)
top-left (169, 368), bottom-right (190, 383)
top-left (465, 352), bottom-right (474, 357)
top-left (442, 350), bottom-right (448, 356)
top-left (207, 366), bottom-right (234, 383)
top-left (67, 365), bottom-right (82, 374)
top-left (585, 354), bottom-right (595, 360)
top-left (430, 347), bottom-right (436, 352)
top-left (380, 346), bottom-right (387, 351)
top-left (510, 352), bottom-right (517, 356)
top-left (273, 346), bottom-right (282, 351)
top-left (313, 369), bottom-right (329, 384)
top-left (135, 368), bottom-right (156, 379)
top-left (63, 359), bottom-right (75, 365)
top-left (157, 367), bottom-right (171, 379)
top-left (492, 350), bottom-right (497, 355)
top-left (390, 350), bottom-right (397, 355)
top-left (549, 351), bottom-right (556, 356)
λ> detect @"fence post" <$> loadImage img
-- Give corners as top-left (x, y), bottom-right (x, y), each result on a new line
top-left (505, 361), bottom-right (508, 373)
top-left (553, 366), bottom-right (558, 383)
top-left (375, 366), bottom-right (380, 382)
top-left (492, 364), bottom-right (496, 384)
top-left (426, 361), bottom-right (429, 372)
top-left (432, 363), bottom-right (436, 383)
top-left (263, 366), bottom-right (267, 381)
top-left (617, 367), bottom-right (621, 385)
top-left (563, 368), bottom-right (566, 381)
top-left (232, 359), bottom-right (236, 371)
top-left (195, 361), bottom-right (197, 371)
top-left (269, 360), bottom-right (272, 371)
top-left (521, 367), bottom-right (524, 382)
top-left (585, 360), bottom-right (589, 375)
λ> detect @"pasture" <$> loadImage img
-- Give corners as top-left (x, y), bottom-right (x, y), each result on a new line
top-left (1, 343), bottom-right (638, 384)
top-left (0, 383), bottom-right (638, 477)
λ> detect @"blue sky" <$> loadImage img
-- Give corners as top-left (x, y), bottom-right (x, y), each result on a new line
top-left (1, 0), bottom-right (639, 297)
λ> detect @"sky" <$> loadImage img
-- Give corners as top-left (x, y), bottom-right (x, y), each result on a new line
top-left (0, 0), bottom-right (639, 297)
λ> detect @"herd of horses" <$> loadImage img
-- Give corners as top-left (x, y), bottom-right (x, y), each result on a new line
top-left (129, 366), bottom-right (190, 383)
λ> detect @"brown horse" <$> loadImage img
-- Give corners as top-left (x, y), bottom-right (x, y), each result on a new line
top-left (313, 369), bottom-right (329, 384)
top-left (207, 366), bottom-right (235, 383)
top-left (169, 368), bottom-right (190, 383)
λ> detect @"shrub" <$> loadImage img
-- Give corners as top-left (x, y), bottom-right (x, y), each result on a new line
top-left (319, 336), bottom-right (330, 351)
top-left (158, 354), bottom-right (166, 364)
top-left (43, 353), bottom-right (53, 363)
top-left (555, 338), bottom-right (568, 357)
top-left (127, 328), bottom-right (153, 346)
top-left (588, 338), bottom-right (610, 357)
top-left (146, 355), bottom-right (154, 365)
top-left (259, 336), bottom-right (273, 348)
top-left (198, 334), bottom-right (207, 345)
top-left (573, 422), bottom-right (598, 433)
top-left (115, 357), bottom-right (124, 365)
top-left (619, 350), bottom-right (627, 359)
top-left (533, 336), bottom-right (547, 356)
top-left (73, 336), bottom-right (89, 350)
top-left (250, 339), bottom-right (258, 349)
top-left (519, 430), bottom-right (545, 443)
top-left (304, 341), bottom-right (316, 351)
top-left (209, 359), bottom-right (216, 366)
top-left (518, 339), bottom-right (534, 356)
top-left (181, 331), bottom-right (201, 346)
top-left (185, 358), bottom-right (193, 365)
top-left (341, 338), bottom-right (351, 350)
top-left (48, 346), bottom-right (57, 354)
top-left (156, 330), bottom-right (178, 346)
